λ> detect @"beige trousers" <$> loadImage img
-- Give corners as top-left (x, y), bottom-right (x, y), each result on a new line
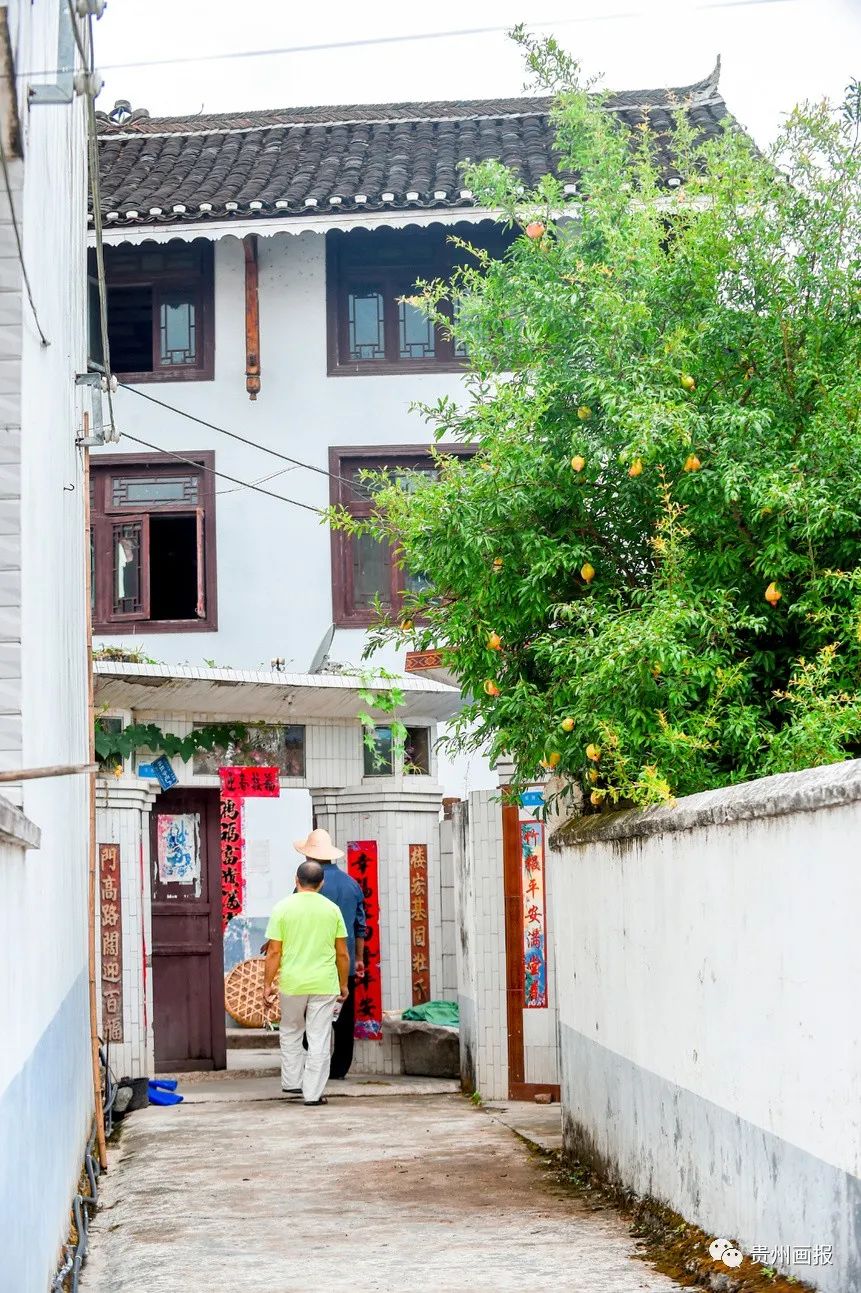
top-left (279, 993), bottom-right (338, 1102)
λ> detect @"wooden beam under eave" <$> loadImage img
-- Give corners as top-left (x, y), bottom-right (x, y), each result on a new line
top-left (244, 234), bottom-right (261, 399)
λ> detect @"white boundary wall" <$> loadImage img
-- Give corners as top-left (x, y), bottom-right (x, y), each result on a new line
top-left (548, 761), bottom-right (861, 1293)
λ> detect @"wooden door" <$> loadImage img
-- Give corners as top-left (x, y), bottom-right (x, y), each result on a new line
top-left (150, 788), bottom-right (226, 1072)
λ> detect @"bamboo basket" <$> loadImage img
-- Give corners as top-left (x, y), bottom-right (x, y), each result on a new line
top-left (224, 956), bottom-right (280, 1028)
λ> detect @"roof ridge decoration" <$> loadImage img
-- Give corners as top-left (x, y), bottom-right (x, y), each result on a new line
top-left (95, 63), bottom-right (732, 232)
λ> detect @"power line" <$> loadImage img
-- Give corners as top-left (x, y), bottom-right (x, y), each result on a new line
top-left (119, 431), bottom-right (324, 515)
top-left (0, 122), bottom-right (49, 346)
top-left (118, 382), bottom-right (354, 489)
top-left (216, 464), bottom-right (297, 496)
top-left (12, 2), bottom-right (791, 81)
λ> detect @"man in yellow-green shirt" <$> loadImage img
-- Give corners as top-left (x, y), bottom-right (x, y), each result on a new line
top-left (263, 859), bottom-right (349, 1105)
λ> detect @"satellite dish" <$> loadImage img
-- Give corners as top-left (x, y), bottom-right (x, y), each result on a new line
top-left (308, 624), bottom-right (335, 674)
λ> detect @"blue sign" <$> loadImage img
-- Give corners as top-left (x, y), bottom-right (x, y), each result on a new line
top-left (151, 755), bottom-right (178, 791)
top-left (137, 763), bottom-right (157, 779)
top-left (520, 789), bottom-right (544, 808)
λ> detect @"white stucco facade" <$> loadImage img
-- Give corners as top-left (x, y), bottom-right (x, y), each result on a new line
top-left (0, 2), bottom-right (94, 1287)
top-left (92, 227), bottom-right (497, 803)
top-left (548, 761), bottom-right (861, 1293)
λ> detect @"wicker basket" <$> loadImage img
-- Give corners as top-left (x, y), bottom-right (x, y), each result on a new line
top-left (224, 956), bottom-right (280, 1028)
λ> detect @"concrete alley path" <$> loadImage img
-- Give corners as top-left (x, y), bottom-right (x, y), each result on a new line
top-left (82, 1091), bottom-right (687, 1293)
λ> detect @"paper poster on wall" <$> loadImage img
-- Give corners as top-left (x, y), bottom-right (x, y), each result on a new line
top-left (520, 820), bottom-right (548, 1008)
top-left (157, 813), bottom-right (200, 885)
top-left (347, 840), bottom-right (383, 1040)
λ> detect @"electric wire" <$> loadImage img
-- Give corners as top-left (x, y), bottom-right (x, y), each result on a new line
top-left (119, 382), bottom-right (355, 488)
top-left (216, 464), bottom-right (297, 496)
top-left (12, 1), bottom-right (791, 82)
top-left (120, 430), bottom-right (324, 514)
top-left (0, 122), bottom-right (49, 346)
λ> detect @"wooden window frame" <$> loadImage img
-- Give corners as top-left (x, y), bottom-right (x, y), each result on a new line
top-left (326, 228), bottom-right (465, 376)
top-left (91, 451), bottom-right (218, 635)
top-left (97, 241), bottom-right (215, 384)
top-left (329, 443), bottom-right (470, 628)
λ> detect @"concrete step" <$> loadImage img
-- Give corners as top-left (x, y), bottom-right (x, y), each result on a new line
top-left (227, 1027), bottom-right (278, 1050)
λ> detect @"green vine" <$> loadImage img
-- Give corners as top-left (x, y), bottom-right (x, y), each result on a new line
top-left (95, 720), bottom-right (250, 765)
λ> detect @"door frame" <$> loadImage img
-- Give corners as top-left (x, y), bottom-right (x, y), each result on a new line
top-left (151, 787), bottom-right (226, 1072)
top-left (501, 800), bottom-right (560, 1102)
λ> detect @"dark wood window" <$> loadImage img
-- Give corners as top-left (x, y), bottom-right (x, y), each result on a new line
top-left (326, 222), bottom-right (514, 375)
top-left (91, 453), bottom-right (217, 634)
top-left (90, 240), bottom-right (214, 382)
top-left (363, 725), bottom-right (431, 776)
top-left (330, 444), bottom-right (469, 627)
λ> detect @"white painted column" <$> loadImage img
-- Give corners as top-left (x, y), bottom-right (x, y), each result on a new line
top-left (95, 779), bottom-right (159, 1080)
top-left (311, 781), bottom-right (444, 1074)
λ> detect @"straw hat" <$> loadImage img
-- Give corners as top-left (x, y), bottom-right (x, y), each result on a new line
top-left (293, 827), bottom-right (344, 861)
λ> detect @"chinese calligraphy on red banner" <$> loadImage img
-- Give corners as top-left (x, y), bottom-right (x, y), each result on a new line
top-left (347, 840), bottom-right (382, 1040)
top-left (218, 768), bottom-right (280, 929)
top-left (99, 844), bottom-right (123, 1041)
top-left (219, 794), bottom-right (244, 928)
top-left (408, 844), bottom-right (430, 1004)
top-left (218, 766), bottom-right (280, 798)
top-left (520, 820), bottom-right (548, 1008)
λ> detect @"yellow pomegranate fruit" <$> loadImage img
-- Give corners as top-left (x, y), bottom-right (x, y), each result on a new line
top-left (764, 582), bottom-right (782, 606)
top-left (581, 562), bottom-right (595, 584)
top-left (483, 679), bottom-right (500, 697)
top-left (586, 743), bottom-right (601, 762)
top-left (683, 454), bottom-right (702, 473)
top-left (560, 717), bottom-right (575, 732)
top-left (681, 373), bottom-right (696, 392)
top-left (492, 557), bottom-right (504, 573)
top-left (590, 789), bottom-right (605, 806)
top-left (577, 406), bottom-right (592, 421)
top-left (546, 752), bottom-right (561, 768)
top-left (628, 458), bottom-right (644, 478)
top-left (525, 221), bottom-right (546, 240)
top-left (570, 454), bottom-right (586, 473)
top-left (588, 769), bottom-right (600, 784)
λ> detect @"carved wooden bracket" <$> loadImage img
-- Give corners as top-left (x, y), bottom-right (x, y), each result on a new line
top-left (243, 234), bottom-right (261, 399)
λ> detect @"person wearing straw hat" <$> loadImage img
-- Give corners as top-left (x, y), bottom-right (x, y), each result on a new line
top-left (293, 828), bottom-right (369, 1080)
top-left (262, 858), bottom-right (349, 1105)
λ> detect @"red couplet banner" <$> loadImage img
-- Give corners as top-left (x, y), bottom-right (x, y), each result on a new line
top-left (218, 766), bottom-right (280, 797)
top-left (347, 840), bottom-right (382, 1041)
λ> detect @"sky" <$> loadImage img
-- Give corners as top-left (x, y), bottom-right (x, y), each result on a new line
top-left (89, 0), bottom-right (861, 147)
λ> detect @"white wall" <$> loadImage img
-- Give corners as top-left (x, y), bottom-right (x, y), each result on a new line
top-left (549, 761), bottom-right (861, 1293)
top-left (91, 230), bottom-right (497, 798)
top-left (452, 789), bottom-right (508, 1099)
top-left (0, 2), bottom-right (93, 1287)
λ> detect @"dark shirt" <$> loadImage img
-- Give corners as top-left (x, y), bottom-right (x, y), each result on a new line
top-left (319, 862), bottom-right (369, 975)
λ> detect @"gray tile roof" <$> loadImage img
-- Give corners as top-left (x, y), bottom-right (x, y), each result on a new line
top-left (95, 63), bottom-right (732, 227)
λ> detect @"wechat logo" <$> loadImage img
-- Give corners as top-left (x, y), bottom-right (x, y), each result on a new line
top-left (709, 1238), bottom-right (744, 1268)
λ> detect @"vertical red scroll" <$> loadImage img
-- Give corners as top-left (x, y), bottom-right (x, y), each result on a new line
top-left (408, 843), bottom-right (430, 1004)
top-left (218, 767), bottom-right (280, 930)
top-left (521, 820), bottom-right (548, 1009)
top-left (99, 843), bottom-right (124, 1041)
top-left (347, 840), bottom-right (382, 1040)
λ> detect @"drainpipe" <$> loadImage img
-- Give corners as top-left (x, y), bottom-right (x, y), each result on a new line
top-left (244, 234), bottom-right (261, 399)
top-left (82, 414), bottom-right (108, 1170)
